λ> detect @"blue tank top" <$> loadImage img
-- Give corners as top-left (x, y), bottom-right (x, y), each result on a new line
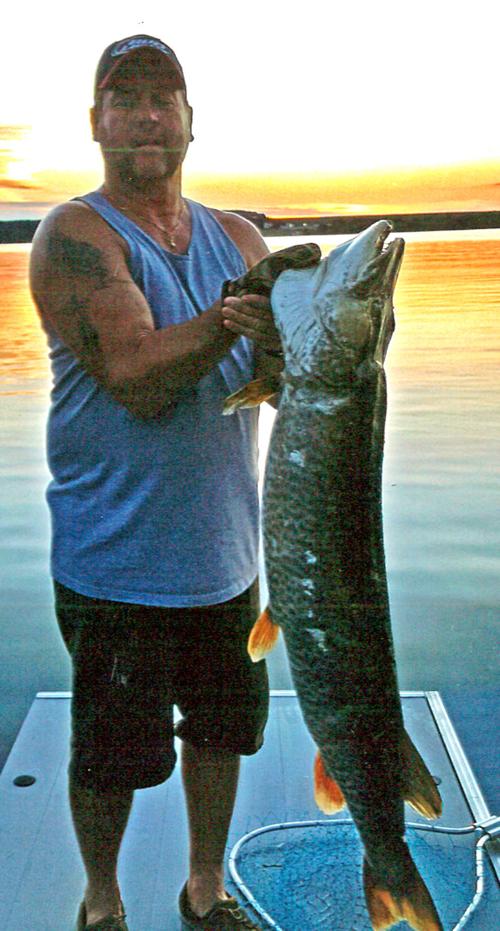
top-left (44, 192), bottom-right (259, 606)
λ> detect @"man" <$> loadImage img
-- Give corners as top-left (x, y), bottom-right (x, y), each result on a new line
top-left (30, 35), bottom-right (284, 931)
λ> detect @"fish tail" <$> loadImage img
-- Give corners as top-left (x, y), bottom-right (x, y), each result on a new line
top-left (223, 376), bottom-right (280, 414)
top-left (247, 607), bottom-right (280, 661)
top-left (401, 730), bottom-right (443, 820)
top-left (313, 752), bottom-right (346, 813)
top-left (363, 854), bottom-right (443, 931)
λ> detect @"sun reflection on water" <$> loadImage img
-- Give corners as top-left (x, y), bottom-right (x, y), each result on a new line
top-left (1, 234), bottom-right (499, 396)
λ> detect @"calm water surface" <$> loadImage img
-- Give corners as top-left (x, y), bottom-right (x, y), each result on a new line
top-left (0, 231), bottom-right (498, 806)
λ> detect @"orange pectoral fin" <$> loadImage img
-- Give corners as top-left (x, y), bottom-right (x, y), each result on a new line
top-left (247, 607), bottom-right (280, 662)
top-left (363, 857), bottom-right (443, 931)
top-left (401, 729), bottom-right (442, 820)
top-left (313, 752), bottom-right (346, 814)
top-left (223, 376), bottom-right (281, 414)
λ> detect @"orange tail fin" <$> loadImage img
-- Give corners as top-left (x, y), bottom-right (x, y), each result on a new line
top-left (313, 752), bottom-right (346, 813)
top-left (223, 376), bottom-right (280, 414)
top-left (247, 607), bottom-right (280, 662)
top-left (401, 730), bottom-right (442, 820)
top-left (363, 856), bottom-right (443, 931)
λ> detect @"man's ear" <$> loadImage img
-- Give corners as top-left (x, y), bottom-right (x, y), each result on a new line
top-left (89, 106), bottom-right (99, 142)
top-left (188, 104), bottom-right (194, 142)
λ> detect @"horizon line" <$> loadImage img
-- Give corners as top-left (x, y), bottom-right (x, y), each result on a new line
top-left (1, 208), bottom-right (500, 244)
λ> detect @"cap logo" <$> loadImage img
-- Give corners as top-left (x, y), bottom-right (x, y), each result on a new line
top-left (112, 37), bottom-right (175, 58)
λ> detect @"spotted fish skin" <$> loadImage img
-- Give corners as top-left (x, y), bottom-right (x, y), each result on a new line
top-left (265, 377), bottom-right (405, 866)
top-left (262, 222), bottom-right (443, 927)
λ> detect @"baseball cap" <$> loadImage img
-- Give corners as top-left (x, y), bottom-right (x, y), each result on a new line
top-left (94, 34), bottom-right (186, 98)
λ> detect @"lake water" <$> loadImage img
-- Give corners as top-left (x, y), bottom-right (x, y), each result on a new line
top-left (0, 231), bottom-right (498, 808)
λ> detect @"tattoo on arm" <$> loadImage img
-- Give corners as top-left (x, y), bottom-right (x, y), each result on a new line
top-left (45, 234), bottom-right (106, 366)
top-left (60, 293), bottom-right (100, 356)
top-left (47, 232), bottom-right (112, 290)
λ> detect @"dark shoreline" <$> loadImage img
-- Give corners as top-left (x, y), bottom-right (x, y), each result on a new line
top-left (1, 210), bottom-right (500, 244)
top-left (260, 209), bottom-right (500, 236)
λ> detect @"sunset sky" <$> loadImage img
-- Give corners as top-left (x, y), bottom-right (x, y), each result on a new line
top-left (2, 0), bottom-right (500, 219)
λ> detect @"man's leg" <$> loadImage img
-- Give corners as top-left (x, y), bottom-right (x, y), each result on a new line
top-left (55, 584), bottom-right (177, 924)
top-left (69, 778), bottom-right (133, 925)
top-left (181, 741), bottom-right (240, 917)
top-left (172, 583), bottom-right (268, 922)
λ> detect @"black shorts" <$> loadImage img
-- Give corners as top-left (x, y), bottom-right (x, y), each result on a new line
top-left (54, 579), bottom-right (269, 791)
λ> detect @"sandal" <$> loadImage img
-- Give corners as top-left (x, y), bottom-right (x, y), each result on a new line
top-left (76, 900), bottom-right (129, 930)
top-left (178, 882), bottom-right (263, 930)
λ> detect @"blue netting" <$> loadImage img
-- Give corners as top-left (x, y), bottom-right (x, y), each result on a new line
top-left (230, 821), bottom-right (500, 930)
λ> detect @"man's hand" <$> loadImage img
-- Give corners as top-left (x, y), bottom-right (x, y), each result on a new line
top-left (220, 242), bottom-right (322, 353)
top-left (221, 293), bottom-right (282, 352)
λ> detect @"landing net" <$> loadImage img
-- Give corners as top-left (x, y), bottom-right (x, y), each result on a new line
top-left (229, 819), bottom-right (499, 930)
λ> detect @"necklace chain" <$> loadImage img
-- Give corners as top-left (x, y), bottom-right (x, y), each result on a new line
top-left (106, 195), bottom-right (185, 248)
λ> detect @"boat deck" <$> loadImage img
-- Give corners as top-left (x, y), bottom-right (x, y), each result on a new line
top-left (0, 691), bottom-right (498, 930)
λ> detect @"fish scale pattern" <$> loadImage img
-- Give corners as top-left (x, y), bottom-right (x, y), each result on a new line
top-left (253, 224), bottom-right (446, 924)
top-left (263, 376), bottom-right (409, 877)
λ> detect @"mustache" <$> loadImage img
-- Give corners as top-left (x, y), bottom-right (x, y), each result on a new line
top-left (102, 144), bottom-right (185, 153)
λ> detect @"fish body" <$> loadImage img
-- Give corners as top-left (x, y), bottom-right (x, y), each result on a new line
top-left (233, 223), bottom-right (443, 930)
top-left (265, 221), bottom-right (404, 846)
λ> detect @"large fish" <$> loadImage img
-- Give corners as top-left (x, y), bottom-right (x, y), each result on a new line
top-left (224, 223), bottom-right (443, 931)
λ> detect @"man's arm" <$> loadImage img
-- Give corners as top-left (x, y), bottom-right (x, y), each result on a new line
top-left (215, 209), bottom-right (284, 396)
top-left (30, 202), bottom-right (273, 419)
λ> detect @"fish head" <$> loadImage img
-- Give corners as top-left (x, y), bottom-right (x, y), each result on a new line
top-left (271, 221), bottom-right (404, 384)
top-left (313, 220), bottom-right (404, 359)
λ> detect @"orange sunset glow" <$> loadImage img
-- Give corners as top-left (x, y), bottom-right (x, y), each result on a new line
top-left (2, 150), bottom-right (500, 221)
top-left (183, 163), bottom-right (500, 217)
top-left (2, 1), bottom-right (500, 223)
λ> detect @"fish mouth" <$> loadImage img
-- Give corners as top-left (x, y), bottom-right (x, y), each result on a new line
top-left (361, 221), bottom-right (405, 294)
top-left (312, 220), bottom-right (405, 299)
top-left (380, 233), bottom-right (405, 292)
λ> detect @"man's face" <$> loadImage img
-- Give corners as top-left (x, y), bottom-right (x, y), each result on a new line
top-left (91, 55), bottom-right (193, 183)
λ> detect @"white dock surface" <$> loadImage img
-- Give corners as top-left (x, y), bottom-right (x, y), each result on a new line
top-left (0, 691), bottom-right (494, 930)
